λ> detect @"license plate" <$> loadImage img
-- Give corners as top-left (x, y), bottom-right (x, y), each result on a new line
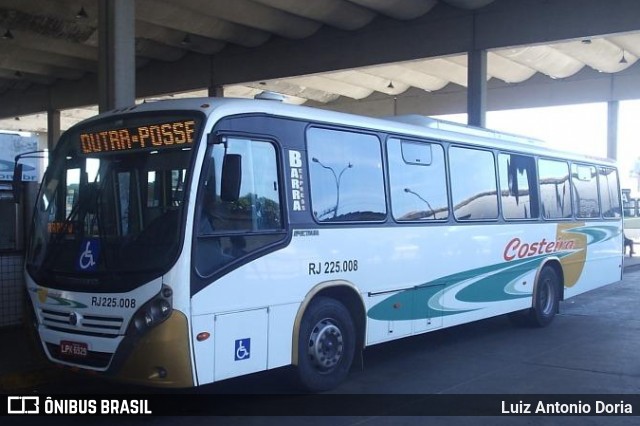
top-left (59, 340), bottom-right (88, 358)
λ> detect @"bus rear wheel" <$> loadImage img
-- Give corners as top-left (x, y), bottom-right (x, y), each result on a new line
top-left (509, 266), bottom-right (560, 327)
top-left (296, 296), bottom-right (355, 392)
top-left (530, 266), bottom-right (560, 327)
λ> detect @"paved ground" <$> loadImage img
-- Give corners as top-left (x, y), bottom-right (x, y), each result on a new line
top-left (2, 257), bottom-right (640, 424)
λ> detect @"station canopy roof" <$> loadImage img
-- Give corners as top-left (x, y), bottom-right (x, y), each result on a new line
top-left (0, 0), bottom-right (638, 133)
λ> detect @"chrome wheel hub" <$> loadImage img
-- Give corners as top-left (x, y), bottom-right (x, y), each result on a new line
top-left (308, 319), bottom-right (344, 371)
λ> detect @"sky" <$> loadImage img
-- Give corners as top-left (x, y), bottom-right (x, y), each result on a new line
top-left (435, 100), bottom-right (640, 196)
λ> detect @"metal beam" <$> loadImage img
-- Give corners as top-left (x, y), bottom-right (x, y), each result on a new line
top-left (2, 0), bottom-right (640, 118)
top-left (310, 60), bottom-right (640, 117)
top-left (211, 0), bottom-right (640, 85)
top-left (212, 6), bottom-right (473, 84)
top-left (474, 0), bottom-right (640, 50)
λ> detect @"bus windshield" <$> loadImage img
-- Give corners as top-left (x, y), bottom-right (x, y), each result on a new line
top-left (26, 113), bottom-right (202, 291)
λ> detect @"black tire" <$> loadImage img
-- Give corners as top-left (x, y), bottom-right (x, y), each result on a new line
top-left (508, 266), bottom-right (560, 328)
top-left (295, 296), bottom-right (356, 392)
top-left (529, 266), bottom-right (560, 327)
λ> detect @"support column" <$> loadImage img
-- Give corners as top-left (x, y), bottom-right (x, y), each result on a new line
top-left (98, 0), bottom-right (135, 112)
top-left (46, 109), bottom-right (61, 153)
top-left (209, 56), bottom-right (224, 98)
top-left (208, 86), bottom-right (224, 97)
top-left (467, 49), bottom-right (487, 128)
top-left (607, 100), bottom-right (619, 160)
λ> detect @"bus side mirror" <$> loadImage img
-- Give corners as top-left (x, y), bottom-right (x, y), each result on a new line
top-left (12, 163), bottom-right (24, 203)
top-left (221, 154), bottom-right (242, 202)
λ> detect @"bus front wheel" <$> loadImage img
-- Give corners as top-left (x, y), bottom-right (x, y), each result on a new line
top-left (296, 296), bottom-right (356, 392)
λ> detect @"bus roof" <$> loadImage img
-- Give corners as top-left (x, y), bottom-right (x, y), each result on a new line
top-left (85, 97), bottom-right (616, 166)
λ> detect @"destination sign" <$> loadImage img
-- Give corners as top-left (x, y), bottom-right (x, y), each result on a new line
top-left (79, 119), bottom-right (197, 155)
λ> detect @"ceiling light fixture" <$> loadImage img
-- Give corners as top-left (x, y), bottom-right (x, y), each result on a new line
top-left (620, 49), bottom-right (628, 64)
top-left (76, 6), bottom-right (88, 19)
top-left (2, 29), bottom-right (14, 40)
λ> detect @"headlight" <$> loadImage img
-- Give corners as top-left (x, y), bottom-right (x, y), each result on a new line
top-left (130, 284), bottom-right (173, 335)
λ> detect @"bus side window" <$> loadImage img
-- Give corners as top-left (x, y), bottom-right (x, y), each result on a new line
top-left (599, 167), bottom-right (621, 218)
top-left (387, 138), bottom-right (449, 221)
top-left (571, 163), bottom-right (600, 219)
top-left (449, 146), bottom-right (499, 221)
top-left (307, 127), bottom-right (386, 222)
top-left (498, 153), bottom-right (539, 220)
top-left (538, 159), bottom-right (572, 219)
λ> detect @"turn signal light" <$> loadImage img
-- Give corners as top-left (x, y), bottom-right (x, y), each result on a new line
top-left (196, 332), bottom-right (210, 342)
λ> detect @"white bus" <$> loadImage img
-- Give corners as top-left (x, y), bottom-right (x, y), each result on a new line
top-left (20, 98), bottom-right (623, 391)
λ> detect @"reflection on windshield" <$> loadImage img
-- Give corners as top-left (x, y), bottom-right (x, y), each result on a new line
top-left (27, 134), bottom-right (194, 290)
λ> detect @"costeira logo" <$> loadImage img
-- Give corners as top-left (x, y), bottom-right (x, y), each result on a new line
top-left (7, 396), bottom-right (40, 414)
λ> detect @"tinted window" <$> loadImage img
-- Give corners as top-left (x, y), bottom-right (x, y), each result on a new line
top-left (498, 153), bottom-right (539, 220)
top-left (599, 167), bottom-right (621, 218)
top-left (307, 128), bottom-right (386, 222)
top-left (195, 137), bottom-right (284, 277)
top-left (539, 159), bottom-right (572, 219)
top-left (571, 163), bottom-right (600, 218)
top-left (449, 147), bottom-right (498, 220)
top-left (387, 138), bottom-right (448, 221)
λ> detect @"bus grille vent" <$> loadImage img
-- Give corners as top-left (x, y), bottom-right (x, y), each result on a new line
top-left (40, 308), bottom-right (124, 337)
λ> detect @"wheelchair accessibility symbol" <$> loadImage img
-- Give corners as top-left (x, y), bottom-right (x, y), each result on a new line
top-left (77, 239), bottom-right (100, 272)
top-left (235, 338), bottom-right (251, 361)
